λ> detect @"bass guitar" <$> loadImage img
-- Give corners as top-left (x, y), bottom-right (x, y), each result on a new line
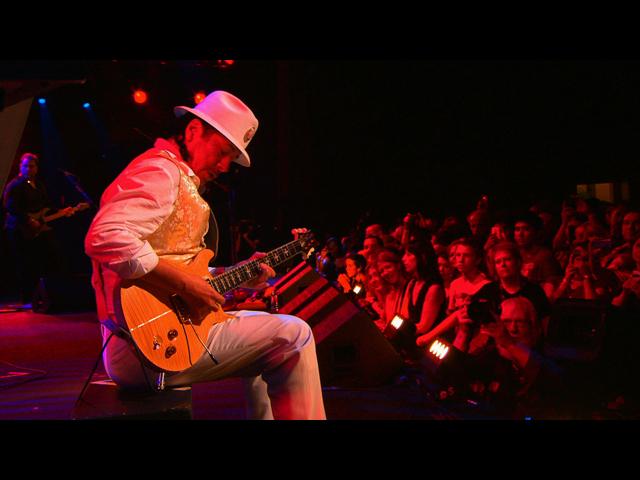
top-left (25, 202), bottom-right (90, 239)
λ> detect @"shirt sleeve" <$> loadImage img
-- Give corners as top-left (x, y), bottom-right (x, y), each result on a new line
top-left (84, 156), bottom-right (181, 279)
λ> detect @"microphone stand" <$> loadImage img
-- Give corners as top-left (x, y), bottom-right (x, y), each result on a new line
top-left (60, 170), bottom-right (95, 207)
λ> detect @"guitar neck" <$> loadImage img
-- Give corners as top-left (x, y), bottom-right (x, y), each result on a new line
top-left (208, 239), bottom-right (304, 294)
top-left (43, 210), bottom-right (67, 223)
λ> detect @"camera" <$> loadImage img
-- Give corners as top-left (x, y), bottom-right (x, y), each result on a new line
top-left (466, 298), bottom-right (499, 325)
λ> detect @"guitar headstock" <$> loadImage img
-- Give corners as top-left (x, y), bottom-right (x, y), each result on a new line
top-left (291, 228), bottom-right (316, 260)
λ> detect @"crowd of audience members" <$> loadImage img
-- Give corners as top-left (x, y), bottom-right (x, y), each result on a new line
top-left (307, 195), bottom-right (640, 418)
top-left (236, 195), bottom-right (640, 418)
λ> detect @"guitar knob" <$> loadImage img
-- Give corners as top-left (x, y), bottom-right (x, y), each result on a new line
top-left (165, 345), bottom-right (177, 358)
top-left (167, 329), bottom-right (178, 340)
top-left (153, 336), bottom-right (162, 350)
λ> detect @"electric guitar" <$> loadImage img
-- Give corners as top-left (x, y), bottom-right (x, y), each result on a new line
top-left (25, 202), bottom-right (90, 239)
top-left (115, 232), bottom-right (314, 372)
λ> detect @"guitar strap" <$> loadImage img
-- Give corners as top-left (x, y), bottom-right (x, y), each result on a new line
top-left (204, 210), bottom-right (219, 263)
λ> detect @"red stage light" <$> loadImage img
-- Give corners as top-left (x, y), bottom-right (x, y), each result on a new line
top-left (194, 92), bottom-right (207, 104)
top-left (216, 60), bottom-right (235, 69)
top-left (133, 89), bottom-right (148, 104)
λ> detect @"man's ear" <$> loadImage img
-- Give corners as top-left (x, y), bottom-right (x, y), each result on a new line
top-left (185, 118), bottom-right (204, 143)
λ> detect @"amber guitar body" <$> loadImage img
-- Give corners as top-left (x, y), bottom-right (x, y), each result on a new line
top-left (116, 249), bottom-right (230, 372)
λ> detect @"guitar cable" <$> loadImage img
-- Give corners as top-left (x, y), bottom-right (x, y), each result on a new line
top-left (186, 318), bottom-right (220, 365)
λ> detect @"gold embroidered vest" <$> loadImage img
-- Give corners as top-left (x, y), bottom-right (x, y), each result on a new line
top-left (145, 151), bottom-right (211, 264)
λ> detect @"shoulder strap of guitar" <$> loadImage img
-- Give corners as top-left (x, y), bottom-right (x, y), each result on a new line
top-left (204, 210), bottom-right (219, 264)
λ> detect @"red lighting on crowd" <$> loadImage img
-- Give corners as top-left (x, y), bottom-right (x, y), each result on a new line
top-left (194, 92), bottom-right (207, 104)
top-left (133, 89), bottom-right (148, 104)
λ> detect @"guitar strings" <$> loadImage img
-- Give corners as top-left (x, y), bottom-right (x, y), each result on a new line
top-left (189, 237), bottom-right (306, 367)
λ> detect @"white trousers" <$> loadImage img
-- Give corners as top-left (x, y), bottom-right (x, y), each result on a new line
top-left (101, 311), bottom-right (326, 420)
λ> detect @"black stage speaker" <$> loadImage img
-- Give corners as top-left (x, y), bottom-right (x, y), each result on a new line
top-left (32, 273), bottom-right (96, 313)
top-left (543, 299), bottom-right (608, 362)
top-left (273, 262), bottom-right (403, 387)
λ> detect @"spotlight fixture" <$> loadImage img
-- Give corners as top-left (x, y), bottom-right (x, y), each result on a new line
top-left (194, 91), bottom-right (206, 104)
top-left (423, 337), bottom-right (468, 388)
top-left (428, 339), bottom-right (450, 361)
top-left (133, 89), bottom-right (148, 104)
top-left (216, 59), bottom-right (235, 69)
top-left (383, 314), bottom-right (416, 348)
top-left (38, 98), bottom-right (46, 105)
top-left (82, 102), bottom-right (91, 109)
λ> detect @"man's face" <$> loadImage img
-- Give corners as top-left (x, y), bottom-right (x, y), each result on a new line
top-left (345, 259), bottom-right (358, 277)
top-left (500, 301), bottom-right (534, 346)
top-left (365, 224), bottom-right (383, 238)
top-left (622, 212), bottom-right (640, 243)
top-left (514, 222), bottom-right (535, 248)
top-left (494, 250), bottom-right (520, 281)
top-left (362, 238), bottom-right (381, 259)
top-left (186, 121), bottom-right (240, 184)
top-left (19, 158), bottom-right (38, 179)
top-left (467, 212), bottom-right (487, 236)
top-left (454, 245), bottom-right (479, 275)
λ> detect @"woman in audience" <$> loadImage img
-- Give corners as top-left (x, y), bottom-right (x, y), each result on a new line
top-left (416, 237), bottom-right (491, 348)
top-left (373, 248), bottom-right (407, 333)
top-left (400, 241), bottom-right (446, 336)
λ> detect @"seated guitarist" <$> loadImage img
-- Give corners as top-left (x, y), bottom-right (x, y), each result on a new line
top-left (84, 91), bottom-right (326, 420)
top-left (3, 152), bottom-right (73, 304)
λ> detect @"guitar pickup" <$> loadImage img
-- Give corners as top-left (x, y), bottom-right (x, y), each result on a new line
top-left (169, 294), bottom-right (191, 324)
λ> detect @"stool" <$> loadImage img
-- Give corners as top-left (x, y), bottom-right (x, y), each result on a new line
top-left (72, 378), bottom-right (192, 420)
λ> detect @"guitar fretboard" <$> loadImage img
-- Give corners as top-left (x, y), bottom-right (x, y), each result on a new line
top-left (207, 238), bottom-right (304, 295)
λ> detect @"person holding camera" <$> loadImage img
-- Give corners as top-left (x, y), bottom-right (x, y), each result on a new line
top-left (469, 296), bottom-right (566, 418)
top-left (553, 242), bottom-right (619, 302)
top-left (459, 241), bottom-right (551, 352)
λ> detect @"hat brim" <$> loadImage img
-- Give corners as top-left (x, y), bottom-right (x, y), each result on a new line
top-left (174, 105), bottom-right (251, 167)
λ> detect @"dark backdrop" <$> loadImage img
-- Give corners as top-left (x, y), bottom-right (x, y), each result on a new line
top-left (2, 60), bottom-right (639, 298)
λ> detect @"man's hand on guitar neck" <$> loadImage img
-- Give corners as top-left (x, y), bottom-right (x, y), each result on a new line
top-left (238, 252), bottom-right (276, 290)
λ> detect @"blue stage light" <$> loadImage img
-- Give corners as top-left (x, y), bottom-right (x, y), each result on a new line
top-left (83, 102), bottom-right (91, 109)
top-left (38, 98), bottom-right (46, 105)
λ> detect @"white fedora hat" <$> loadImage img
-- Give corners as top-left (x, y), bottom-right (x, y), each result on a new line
top-left (174, 90), bottom-right (258, 167)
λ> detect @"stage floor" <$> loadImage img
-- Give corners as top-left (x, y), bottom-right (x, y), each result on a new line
top-left (0, 308), bottom-right (445, 420)
top-left (0, 307), bottom-right (633, 421)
